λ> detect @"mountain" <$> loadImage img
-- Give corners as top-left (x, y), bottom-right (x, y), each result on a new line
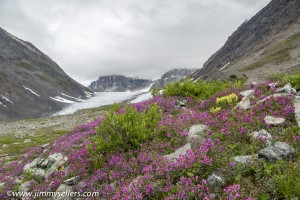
top-left (152, 68), bottom-right (197, 89)
top-left (0, 27), bottom-right (91, 121)
top-left (191, 0), bottom-right (300, 83)
top-left (88, 75), bottom-right (152, 92)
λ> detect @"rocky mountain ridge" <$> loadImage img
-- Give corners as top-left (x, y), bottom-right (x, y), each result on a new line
top-left (88, 75), bottom-right (152, 92)
top-left (151, 68), bottom-right (197, 89)
top-left (88, 68), bottom-right (196, 92)
top-left (191, 0), bottom-right (300, 82)
top-left (0, 27), bottom-right (91, 121)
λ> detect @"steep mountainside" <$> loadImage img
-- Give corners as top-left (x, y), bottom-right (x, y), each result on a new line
top-left (0, 27), bottom-right (91, 121)
top-left (152, 68), bottom-right (196, 89)
top-left (191, 0), bottom-right (300, 82)
top-left (88, 75), bottom-right (152, 92)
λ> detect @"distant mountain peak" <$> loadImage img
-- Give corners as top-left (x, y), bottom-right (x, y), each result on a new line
top-left (88, 75), bottom-right (152, 92)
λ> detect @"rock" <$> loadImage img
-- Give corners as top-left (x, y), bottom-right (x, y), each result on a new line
top-left (77, 181), bottom-right (88, 189)
top-left (1, 144), bottom-right (8, 148)
top-left (0, 182), bottom-right (5, 189)
top-left (164, 143), bottom-right (191, 161)
top-left (45, 157), bottom-right (66, 178)
top-left (235, 96), bottom-right (251, 110)
top-left (251, 129), bottom-right (272, 145)
top-left (18, 180), bottom-right (37, 192)
top-left (207, 171), bottom-right (226, 189)
top-left (267, 82), bottom-right (277, 88)
top-left (48, 153), bottom-right (64, 164)
top-left (187, 125), bottom-right (208, 142)
top-left (176, 100), bottom-right (186, 107)
top-left (233, 155), bottom-right (258, 164)
top-left (264, 116), bottom-right (285, 125)
top-left (41, 143), bottom-right (49, 149)
top-left (32, 168), bottom-right (46, 177)
top-left (54, 184), bottom-right (75, 200)
top-left (239, 90), bottom-right (254, 97)
top-left (258, 142), bottom-right (295, 163)
top-left (63, 176), bottom-right (80, 186)
top-left (251, 82), bottom-right (258, 87)
top-left (294, 96), bottom-right (300, 128)
top-left (14, 178), bottom-right (23, 184)
top-left (277, 83), bottom-right (293, 94)
top-left (38, 159), bottom-right (49, 168)
top-left (258, 93), bottom-right (294, 104)
top-left (23, 139), bottom-right (32, 143)
top-left (23, 158), bottom-right (41, 171)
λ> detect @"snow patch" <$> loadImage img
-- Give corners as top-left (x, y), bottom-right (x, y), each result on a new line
top-left (61, 93), bottom-right (83, 102)
top-left (84, 91), bottom-right (93, 98)
top-left (0, 102), bottom-right (7, 109)
top-left (131, 92), bottom-right (153, 103)
top-left (1, 96), bottom-right (13, 103)
top-left (23, 85), bottom-right (40, 97)
top-left (219, 62), bottom-right (230, 72)
top-left (53, 83), bottom-right (155, 116)
top-left (193, 76), bottom-right (202, 83)
top-left (49, 96), bottom-right (75, 104)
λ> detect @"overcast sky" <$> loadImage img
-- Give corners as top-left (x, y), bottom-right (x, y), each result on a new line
top-left (0, 0), bottom-right (271, 86)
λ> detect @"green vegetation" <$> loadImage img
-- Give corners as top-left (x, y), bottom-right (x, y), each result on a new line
top-left (0, 129), bottom-right (68, 161)
top-left (240, 50), bottom-right (291, 71)
top-left (92, 103), bottom-right (162, 152)
top-left (19, 61), bottom-right (35, 71)
top-left (163, 78), bottom-right (243, 99)
top-left (241, 33), bottom-right (300, 71)
top-left (89, 103), bottom-right (163, 166)
top-left (268, 72), bottom-right (300, 90)
top-left (265, 33), bottom-right (300, 55)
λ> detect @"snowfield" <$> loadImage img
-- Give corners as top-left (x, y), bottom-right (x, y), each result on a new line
top-left (53, 84), bottom-right (154, 116)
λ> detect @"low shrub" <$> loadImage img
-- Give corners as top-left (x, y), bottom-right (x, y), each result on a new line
top-left (90, 103), bottom-right (163, 154)
top-left (163, 78), bottom-right (242, 99)
top-left (268, 72), bottom-right (300, 90)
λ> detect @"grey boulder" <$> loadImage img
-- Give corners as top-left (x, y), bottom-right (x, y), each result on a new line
top-left (235, 97), bottom-right (251, 110)
top-left (18, 180), bottom-right (37, 192)
top-left (239, 90), bottom-right (254, 97)
top-left (258, 142), bottom-right (295, 163)
top-left (207, 171), bottom-right (226, 189)
top-left (264, 116), bottom-right (285, 125)
top-left (164, 143), bottom-right (191, 161)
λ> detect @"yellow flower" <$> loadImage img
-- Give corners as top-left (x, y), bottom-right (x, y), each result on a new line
top-left (210, 107), bottom-right (221, 113)
top-left (216, 93), bottom-right (238, 105)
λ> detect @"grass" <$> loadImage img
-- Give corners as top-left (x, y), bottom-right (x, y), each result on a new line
top-left (267, 71), bottom-right (300, 90)
top-left (0, 129), bottom-right (68, 162)
top-left (240, 32), bottom-right (300, 71)
top-left (19, 62), bottom-right (35, 71)
top-left (240, 50), bottom-right (291, 71)
top-left (265, 33), bottom-right (300, 55)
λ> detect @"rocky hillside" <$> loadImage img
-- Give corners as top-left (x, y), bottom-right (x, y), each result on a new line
top-left (191, 0), bottom-right (300, 83)
top-left (0, 27), bottom-right (91, 121)
top-left (152, 68), bottom-right (196, 89)
top-left (1, 78), bottom-right (300, 199)
top-left (88, 75), bottom-right (152, 92)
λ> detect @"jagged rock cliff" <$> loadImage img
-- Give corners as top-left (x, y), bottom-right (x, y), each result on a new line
top-left (191, 0), bottom-right (300, 82)
top-left (152, 68), bottom-right (196, 89)
top-left (0, 27), bottom-right (91, 121)
top-left (88, 75), bottom-right (152, 92)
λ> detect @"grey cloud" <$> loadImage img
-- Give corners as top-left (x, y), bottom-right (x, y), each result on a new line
top-left (0, 0), bottom-right (271, 86)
